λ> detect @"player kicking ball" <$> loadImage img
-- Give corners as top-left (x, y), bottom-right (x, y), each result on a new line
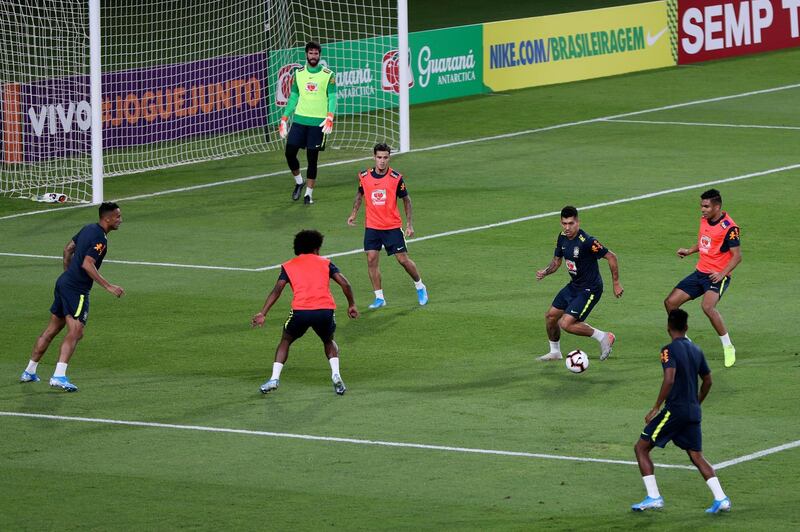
top-left (535, 206), bottom-right (622, 361)
top-left (632, 309), bottom-right (731, 514)
top-left (251, 230), bottom-right (358, 395)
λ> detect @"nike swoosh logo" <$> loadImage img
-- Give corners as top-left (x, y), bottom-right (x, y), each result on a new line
top-left (647, 27), bottom-right (668, 47)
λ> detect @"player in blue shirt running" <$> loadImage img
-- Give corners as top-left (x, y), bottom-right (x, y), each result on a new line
top-left (631, 309), bottom-right (731, 514)
top-left (535, 206), bottom-right (623, 361)
top-left (19, 202), bottom-right (125, 392)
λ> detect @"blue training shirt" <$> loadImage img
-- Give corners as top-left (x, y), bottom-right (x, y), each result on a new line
top-left (58, 223), bottom-right (108, 292)
top-left (660, 337), bottom-right (711, 422)
top-left (554, 229), bottom-right (608, 290)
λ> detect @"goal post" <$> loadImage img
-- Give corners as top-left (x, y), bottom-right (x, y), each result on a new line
top-left (0, 0), bottom-right (410, 204)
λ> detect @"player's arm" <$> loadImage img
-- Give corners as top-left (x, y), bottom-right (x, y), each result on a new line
top-left (346, 189), bottom-right (364, 226)
top-left (645, 367), bottom-right (675, 423)
top-left (63, 239), bottom-right (76, 271)
top-left (332, 272), bottom-right (359, 319)
top-left (698, 371), bottom-right (712, 404)
top-left (81, 255), bottom-right (124, 297)
top-left (603, 250), bottom-right (624, 298)
top-left (677, 243), bottom-right (699, 258)
top-left (251, 279), bottom-right (288, 327)
top-left (401, 195), bottom-right (414, 238)
top-left (536, 256), bottom-right (562, 280)
top-left (279, 76), bottom-right (300, 138)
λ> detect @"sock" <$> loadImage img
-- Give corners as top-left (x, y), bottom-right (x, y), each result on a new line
top-left (549, 340), bottom-right (561, 354)
top-left (53, 362), bottom-right (68, 378)
top-left (305, 187), bottom-right (313, 198)
top-left (591, 328), bottom-right (606, 342)
top-left (270, 362), bottom-right (284, 381)
top-left (414, 279), bottom-right (425, 290)
top-left (329, 356), bottom-right (340, 377)
top-left (642, 475), bottom-right (661, 499)
top-left (25, 360), bottom-right (39, 374)
top-left (719, 333), bottom-right (732, 347)
top-left (374, 289), bottom-right (384, 300)
top-left (706, 477), bottom-right (726, 500)
top-left (294, 173), bottom-right (303, 185)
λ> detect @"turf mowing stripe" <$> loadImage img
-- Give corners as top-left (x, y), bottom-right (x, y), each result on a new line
top-left (2, 82), bottom-right (798, 223)
top-left (0, 411), bottom-right (694, 470)
top-left (712, 439), bottom-right (800, 470)
top-left (3, 161), bottom-right (799, 272)
top-left (604, 119), bottom-right (800, 130)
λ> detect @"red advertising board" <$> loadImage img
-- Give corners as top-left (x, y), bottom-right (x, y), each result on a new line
top-left (677, 0), bottom-right (800, 63)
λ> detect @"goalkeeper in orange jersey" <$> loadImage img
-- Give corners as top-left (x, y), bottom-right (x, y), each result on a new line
top-left (279, 41), bottom-right (336, 205)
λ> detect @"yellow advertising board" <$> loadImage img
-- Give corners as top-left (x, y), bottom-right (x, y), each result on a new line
top-left (483, 1), bottom-right (674, 91)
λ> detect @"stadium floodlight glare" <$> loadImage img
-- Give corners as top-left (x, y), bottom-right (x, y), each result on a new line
top-left (0, 0), bottom-right (409, 204)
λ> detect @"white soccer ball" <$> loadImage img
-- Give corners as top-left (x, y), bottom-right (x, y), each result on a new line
top-left (565, 349), bottom-right (589, 373)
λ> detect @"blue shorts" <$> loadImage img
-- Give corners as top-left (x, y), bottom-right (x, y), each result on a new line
top-left (286, 123), bottom-right (326, 150)
top-left (50, 280), bottom-right (90, 325)
top-left (284, 309), bottom-right (336, 341)
top-left (640, 408), bottom-right (702, 451)
top-left (552, 284), bottom-right (602, 322)
top-left (675, 270), bottom-right (731, 300)
top-left (364, 228), bottom-right (407, 256)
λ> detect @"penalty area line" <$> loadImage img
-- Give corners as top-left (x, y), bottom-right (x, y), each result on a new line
top-left (713, 439), bottom-right (800, 470)
top-left (0, 411), bottom-right (693, 469)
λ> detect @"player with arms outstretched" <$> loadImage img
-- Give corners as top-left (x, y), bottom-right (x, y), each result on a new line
top-left (536, 206), bottom-right (622, 361)
top-left (252, 230), bottom-right (358, 395)
top-left (664, 188), bottom-right (741, 367)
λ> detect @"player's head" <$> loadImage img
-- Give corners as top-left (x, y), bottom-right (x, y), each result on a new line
top-left (293, 229), bottom-right (324, 255)
top-left (560, 205), bottom-right (580, 238)
top-left (700, 188), bottom-right (722, 219)
top-left (373, 142), bottom-right (391, 171)
top-left (99, 201), bottom-right (122, 231)
top-left (668, 308), bottom-right (689, 335)
top-left (305, 41), bottom-right (321, 66)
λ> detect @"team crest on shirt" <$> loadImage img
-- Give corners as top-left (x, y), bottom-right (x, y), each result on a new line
top-left (572, 247), bottom-right (580, 258)
top-left (565, 259), bottom-right (577, 273)
top-left (305, 81), bottom-right (319, 92)
top-left (660, 348), bottom-right (669, 363)
top-left (371, 189), bottom-right (387, 206)
top-left (94, 243), bottom-right (105, 253)
top-left (721, 220), bottom-right (730, 229)
top-left (700, 235), bottom-right (712, 250)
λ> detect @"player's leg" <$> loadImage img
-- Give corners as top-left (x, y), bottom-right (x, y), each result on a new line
top-left (314, 311), bottom-right (345, 395)
top-left (632, 437), bottom-right (664, 510)
top-left (666, 271), bottom-right (703, 312)
top-left (261, 311), bottom-right (305, 393)
top-left (664, 288), bottom-right (692, 312)
top-left (701, 282), bottom-right (736, 367)
top-left (303, 148), bottom-right (319, 204)
top-left (686, 451), bottom-right (731, 512)
top-left (538, 305), bottom-right (565, 361)
top-left (21, 314), bottom-right (66, 383)
top-left (393, 251), bottom-right (428, 306)
top-left (49, 315), bottom-right (84, 391)
top-left (284, 129), bottom-right (304, 200)
top-left (559, 289), bottom-right (614, 360)
top-left (366, 249), bottom-right (386, 309)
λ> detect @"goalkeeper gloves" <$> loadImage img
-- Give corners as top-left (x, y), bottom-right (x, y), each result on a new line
top-left (320, 113), bottom-right (334, 134)
top-left (279, 116), bottom-right (289, 139)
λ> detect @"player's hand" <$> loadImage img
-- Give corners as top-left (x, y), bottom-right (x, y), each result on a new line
top-left (405, 224), bottom-right (414, 238)
top-left (347, 214), bottom-right (357, 226)
top-left (613, 281), bottom-right (624, 298)
top-left (279, 116), bottom-right (288, 139)
top-left (676, 248), bottom-right (691, 258)
top-left (107, 284), bottom-right (125, 298)
top-left (347, 305), bottom-right (359, 319)
top-left (709, 272), bottom-right (725, 283)
top-left (536, 269), bottom-right (547, 280)
top-left (645, 406), bottom-right (660, 423)
top-left (251, 313), bottom-right (266, 328)
top-left (320, 113), bottom-right (334, 134)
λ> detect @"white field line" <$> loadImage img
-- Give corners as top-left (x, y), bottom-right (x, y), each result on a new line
top-left (712, 439), bottom-right (800, 470)
top-left (0, 411), bottom-right (693, 470)
top-left (2, 82), bottom-right (799, 223)
top-left (604, 118), bottom-right (800, 131)
top-left (2, 161), bottom-right (799, 272)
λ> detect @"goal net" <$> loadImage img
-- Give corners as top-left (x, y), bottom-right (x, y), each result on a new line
top-left (0, 0), bottom-right (405, 203)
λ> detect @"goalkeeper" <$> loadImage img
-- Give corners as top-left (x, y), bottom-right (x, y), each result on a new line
top-left (279, 41), bottom-right (337, 205)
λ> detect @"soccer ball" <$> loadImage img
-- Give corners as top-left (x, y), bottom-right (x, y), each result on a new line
top-left (565, 349), bottom-right (589, 373)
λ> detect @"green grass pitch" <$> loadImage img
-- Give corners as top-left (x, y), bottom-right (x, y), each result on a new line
top-left (2, 5), bottom-right (800, 532)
